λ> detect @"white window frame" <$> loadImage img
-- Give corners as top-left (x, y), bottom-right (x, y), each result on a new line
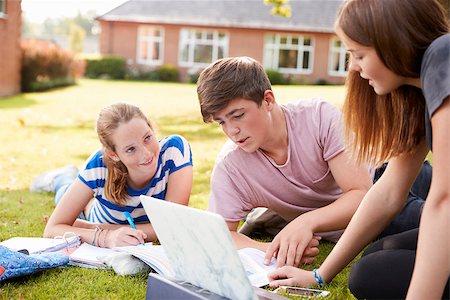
top-left (263, 34), bottom-right (314, 74)
top-left (178, 28), bottom-right (229, 68)
top-left (0, 0), bottom-right (6, 18)
top-left (136, 26), bottom-right (164, 66)
top-left (328, 37), bottom-right (348, 77)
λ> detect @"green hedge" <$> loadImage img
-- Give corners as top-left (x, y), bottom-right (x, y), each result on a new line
top-left (126, 65), bottom-right (180, 82)
top-left (156, 65), bottom-right (179, 82)
top-left (266, 69), bottom-right (288, 85)
top-left (85, 56), bottom-right (126, 79)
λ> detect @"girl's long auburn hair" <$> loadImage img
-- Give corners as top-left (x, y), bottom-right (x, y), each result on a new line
top-left (336, 0), bottom-right (449, 166)
top-left (96, 103), bottom-right (153, 205)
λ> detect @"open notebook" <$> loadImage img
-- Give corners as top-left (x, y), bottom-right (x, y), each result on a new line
top-left (140, 195), bottom-right (286, 300)
top-left (67, 239), bottom-right (275, 287)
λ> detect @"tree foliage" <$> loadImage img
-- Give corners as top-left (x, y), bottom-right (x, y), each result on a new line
top-left (264, 0), bottom-right (291, 17)
top-left (264, 0), bottom-right (449, 19)
top-left (69, 22), bottom-right (86, 53)
top-left (23, 11), bottom-right (96, 37)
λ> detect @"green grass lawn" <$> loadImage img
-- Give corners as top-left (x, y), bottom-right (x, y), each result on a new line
top-left (0, 79), bottom-right (356, 299)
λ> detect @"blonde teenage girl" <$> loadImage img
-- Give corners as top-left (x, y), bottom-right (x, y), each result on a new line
top-left (41, 103), bottom-right (193, 248)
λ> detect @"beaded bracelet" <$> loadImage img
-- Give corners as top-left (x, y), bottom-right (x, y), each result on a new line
top-left (97, 228), bottom-right (104, 247)
top-left (313, 269), bottom-right (324, 286)
top-left (91, 227), bottom-right (100, 246)
top-left (98, 229), bottom-right (109, 248)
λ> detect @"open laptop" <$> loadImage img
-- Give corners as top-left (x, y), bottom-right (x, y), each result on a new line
top-left (140, 195), bottom-right (287, 300)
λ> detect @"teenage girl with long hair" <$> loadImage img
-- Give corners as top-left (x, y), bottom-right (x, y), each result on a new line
top-left (40, 102), bottom-right (193, 248)
top-left (268, 0), bottom-right (450, 298)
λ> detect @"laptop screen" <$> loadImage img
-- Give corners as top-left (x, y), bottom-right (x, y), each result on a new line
top-left (140, 195), bottom-right (258, 300)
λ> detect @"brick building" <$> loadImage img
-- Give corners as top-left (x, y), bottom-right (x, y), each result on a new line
top-left (0, 0), bottom-right (21, 97)
top-left (97, 0), bottom-right (347, 84)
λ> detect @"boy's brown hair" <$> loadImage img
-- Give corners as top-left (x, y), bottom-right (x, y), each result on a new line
top-left (197, 56), bottom-right (272, 123)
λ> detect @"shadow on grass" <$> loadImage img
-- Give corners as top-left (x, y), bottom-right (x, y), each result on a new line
top-left (156, 116), bottom-right (223, 142)
top-left (0, 95), bottom-right (37, 109)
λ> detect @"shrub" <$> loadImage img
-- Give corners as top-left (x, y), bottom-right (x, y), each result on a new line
top-left (126, 67), bottom-right (160, 81)
top-left (21, 39), bottom-right (78, 92)
top-left (84, 56), bottom-right (126, 79)
top-left (72, 59), bottom-right (87, 79)
top-left (156, 65), bottom-right (179, 82)
top-left (289, 75), bottom-right (310, 85)
top-left (189, 72), bottom-right (201, 84)
top-left (265, 69), bottom-right (287, 85)
top-left (27, 77), bottom-right (75, 92)
top-left (125, 65), bottom-right (179, 82)
top-left (138, 70), bottom-right (160, 81)
top-left (316, 78), bottom-right (331, 85)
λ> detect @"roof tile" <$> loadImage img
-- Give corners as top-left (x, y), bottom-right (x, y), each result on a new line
top-left (98, 0), bottom-right (344, 33)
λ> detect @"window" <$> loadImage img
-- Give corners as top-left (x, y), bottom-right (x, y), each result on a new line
top-left (178, 29), bottom-right (228, 67)
top-left (328, 38), bottom-right (349, 76)
top-left (264, 34), bottom-right (314, 74)
top-left (0, 0), bottom-right (5, 17)
top-left (136, 26), bottom-right (164, 66)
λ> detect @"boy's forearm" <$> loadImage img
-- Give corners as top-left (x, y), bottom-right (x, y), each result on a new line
top-left (229, 231), bottom-right (268, 252)
top-left (298, 189), bottom-right (366, 234)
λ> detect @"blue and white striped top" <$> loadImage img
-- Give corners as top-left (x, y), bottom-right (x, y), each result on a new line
top-left (78, 134), bottom-right (193, 224)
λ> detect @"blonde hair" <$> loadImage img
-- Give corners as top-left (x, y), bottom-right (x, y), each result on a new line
top-left (336, 0), bottom-right (449, 165)
top-left (96, 103), bottom-right (153, 205)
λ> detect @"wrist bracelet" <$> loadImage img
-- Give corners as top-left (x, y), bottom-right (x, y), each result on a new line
top-left (100, 229), bottom-right (109, 248)
top-left (313, 269), bottom-right (324, 286)
top-left (91, 227), bottom-right (100, 246)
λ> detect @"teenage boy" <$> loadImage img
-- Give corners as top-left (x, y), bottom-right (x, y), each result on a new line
top-left (197, 56), bottom-right (373, 267)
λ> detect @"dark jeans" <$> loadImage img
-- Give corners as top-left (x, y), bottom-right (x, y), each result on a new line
top-left (54, 174), bottom-right (85, 219)
top-left (348, 161), bottom-right (450, 299)
top-left (377, 160), bottom-right (431, 239)
top-left (349, 228), bottom-right (450, 299)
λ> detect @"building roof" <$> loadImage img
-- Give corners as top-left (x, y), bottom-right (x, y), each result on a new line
top-left (97, 0), bottom-right (344, 33)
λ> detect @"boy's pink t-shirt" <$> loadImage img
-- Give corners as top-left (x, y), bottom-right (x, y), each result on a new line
top-left (208, 99), bottom-right (345, 240)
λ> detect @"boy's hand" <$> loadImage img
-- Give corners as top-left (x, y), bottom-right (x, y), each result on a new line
top-left (264, 223), bottom-right (320, 267)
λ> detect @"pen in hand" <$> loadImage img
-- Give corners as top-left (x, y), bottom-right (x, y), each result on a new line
top-left (124, 211), bottom-right (137, 229)
top-left (123, 211), bottom-right (144, 245)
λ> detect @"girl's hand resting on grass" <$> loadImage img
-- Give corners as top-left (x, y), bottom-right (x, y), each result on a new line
top-left (103, 227), bottom-right (147, 248)
top-left (268, 266), bottom-right (317, 288)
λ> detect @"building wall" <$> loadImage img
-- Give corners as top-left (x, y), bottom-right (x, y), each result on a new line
top-left (313, 32), bottom-right (344, 84)
top-left (98, 20), bottom-right (345, 84)
top-left (228, 27), bottom-right (265, 60)
top-left (162, 24), bottom-right (182, 67)
top-left (0, 0), bottom-right (22, 97)
top-left (99, 21), bottom-right (138, 64)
